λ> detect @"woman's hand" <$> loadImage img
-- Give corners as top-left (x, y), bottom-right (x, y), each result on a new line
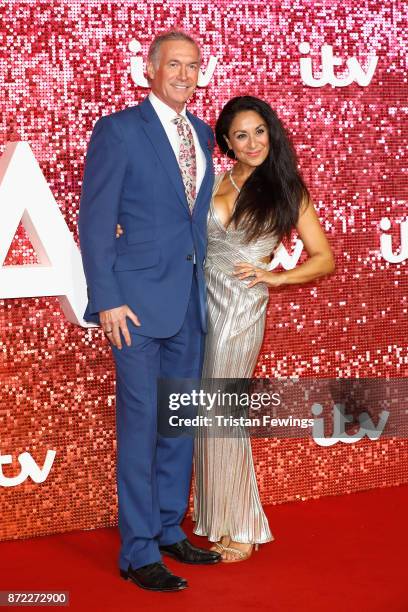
top-left (116, 224), bottom-right (124, 238)
top-left (233, 263), bottom-right (286, 288)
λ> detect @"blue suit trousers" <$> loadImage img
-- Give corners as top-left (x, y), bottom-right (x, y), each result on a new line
top-left (112, 271), bottom-right (204, 571)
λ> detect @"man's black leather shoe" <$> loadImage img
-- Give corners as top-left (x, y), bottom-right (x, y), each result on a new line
top-left (120, 561), bottom-right (187, 592)
top-left (159, 538), bottom-right (221, 565)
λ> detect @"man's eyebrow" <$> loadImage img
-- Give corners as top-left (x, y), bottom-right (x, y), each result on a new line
top-left (167, 59), bottom-right (199, 64)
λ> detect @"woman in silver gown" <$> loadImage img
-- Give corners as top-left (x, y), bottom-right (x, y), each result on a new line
top-left (192, 96), bottom-right (335, 562)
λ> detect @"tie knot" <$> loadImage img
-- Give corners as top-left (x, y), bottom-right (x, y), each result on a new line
top-left (173, 114), bottom-right (186, 127)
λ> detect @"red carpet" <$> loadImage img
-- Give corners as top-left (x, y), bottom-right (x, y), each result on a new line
top-left (1, 485), bottom-right (406, 611)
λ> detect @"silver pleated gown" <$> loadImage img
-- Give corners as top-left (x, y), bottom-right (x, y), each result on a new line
top-left (193, 174), bottom-right (277, 544)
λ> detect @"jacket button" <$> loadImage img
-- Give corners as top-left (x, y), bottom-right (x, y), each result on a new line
top-left (186, 254), bottom-right (193, 261)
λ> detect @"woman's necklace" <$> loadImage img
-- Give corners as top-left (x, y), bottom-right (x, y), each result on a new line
top-left (228, 168), bottom-right (241, 194)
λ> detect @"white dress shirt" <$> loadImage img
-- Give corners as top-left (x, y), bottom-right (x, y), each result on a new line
top-left (148, 92), bottom-right (206, 194)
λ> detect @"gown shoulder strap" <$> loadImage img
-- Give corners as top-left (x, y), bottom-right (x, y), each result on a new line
top-left (212, 172), bottom-right (225, 196)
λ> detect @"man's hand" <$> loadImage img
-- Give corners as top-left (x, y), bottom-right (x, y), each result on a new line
top-left (100, 305), bottom-right (141, 349)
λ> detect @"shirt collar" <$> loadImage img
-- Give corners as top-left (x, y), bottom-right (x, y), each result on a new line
top-left (149, 92), bottom-right (187, 122)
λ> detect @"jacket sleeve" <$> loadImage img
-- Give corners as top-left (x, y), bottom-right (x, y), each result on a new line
top-left (78, 115), bottom-right (127, 314)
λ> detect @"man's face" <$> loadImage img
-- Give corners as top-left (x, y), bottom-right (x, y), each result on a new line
top-left (147, 40), bottom-right (200, 113)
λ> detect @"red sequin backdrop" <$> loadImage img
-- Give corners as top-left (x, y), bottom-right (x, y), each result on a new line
top-left (0, 1), bottom-right (407, 540)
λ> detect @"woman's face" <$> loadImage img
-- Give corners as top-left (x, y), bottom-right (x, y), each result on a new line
top-left (225, 110), bottom-right (270, 168)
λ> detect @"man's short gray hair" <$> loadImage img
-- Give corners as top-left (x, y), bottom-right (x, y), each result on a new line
top-left (147, 30), bottom-right (201, 67)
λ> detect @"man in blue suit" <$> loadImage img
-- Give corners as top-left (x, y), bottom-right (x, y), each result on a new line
top-left (78, 31), bottom-right (220, 592)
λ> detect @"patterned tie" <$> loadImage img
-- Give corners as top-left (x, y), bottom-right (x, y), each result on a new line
top-left (172, 115), bottom-right (197, 212)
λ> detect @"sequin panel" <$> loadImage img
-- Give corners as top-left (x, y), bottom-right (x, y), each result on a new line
top-left (0, 0), bottom-right (407, 540)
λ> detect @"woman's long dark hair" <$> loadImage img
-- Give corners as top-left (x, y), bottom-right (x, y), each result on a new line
top-left (215, 96), bottom-right (310, 243)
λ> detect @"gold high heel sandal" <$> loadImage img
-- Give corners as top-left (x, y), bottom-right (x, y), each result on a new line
top-left (221, 542), bottom-right (259, 563)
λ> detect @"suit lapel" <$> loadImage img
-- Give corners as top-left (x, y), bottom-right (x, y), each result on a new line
top-left (139, 98), bottom-right (213, 215)
top-left (139, 98), bottom-right (189, 213)
top-left (186, 110), bottom-right (214, 211)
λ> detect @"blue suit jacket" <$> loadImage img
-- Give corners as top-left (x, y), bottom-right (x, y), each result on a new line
top-left (78, 97), bottom-right (214, 337)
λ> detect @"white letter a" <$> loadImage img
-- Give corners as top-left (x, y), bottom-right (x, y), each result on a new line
top-left (0, 142), bottom-right (91, 327)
